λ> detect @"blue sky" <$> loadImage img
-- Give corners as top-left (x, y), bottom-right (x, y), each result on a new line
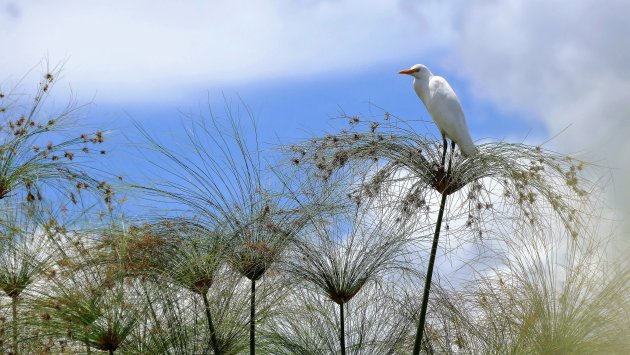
top-left (1, 0), bottom-right (628, 238)
top-left (94, 62), bottom-right (543, 142)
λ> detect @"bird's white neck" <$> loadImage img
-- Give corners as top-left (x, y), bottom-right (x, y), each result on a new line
top-left (413, 76), bottom-right (432, 106)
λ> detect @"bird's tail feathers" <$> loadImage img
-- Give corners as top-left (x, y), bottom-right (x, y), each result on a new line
top-left (460, 143), bottom-right (478, 158)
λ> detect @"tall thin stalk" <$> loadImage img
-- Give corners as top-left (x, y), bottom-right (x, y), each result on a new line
top-left (412, 191), bottom-right (447, 354)
top-left (202, 292), bottom-right (222, 355)
top-left (413, 143), bottom-right (453, 355)
top-left (250, 279), bottom-right (256, 355)
top-left (339, 302), bottom-right (346, 355)
top-left (12, 295), bottom-right (18, 355)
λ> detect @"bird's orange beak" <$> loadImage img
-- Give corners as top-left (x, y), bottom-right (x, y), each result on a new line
top-left (399, 69), bottom-right (416, 75)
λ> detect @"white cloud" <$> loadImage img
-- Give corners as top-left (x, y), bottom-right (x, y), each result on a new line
top-left (448, 0), bottom-right (630, 243)
top-left (0, 0), bottom-right (454, 103)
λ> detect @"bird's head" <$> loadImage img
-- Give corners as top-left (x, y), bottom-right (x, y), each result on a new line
top-left (399, 64), bottom-right (431, 79)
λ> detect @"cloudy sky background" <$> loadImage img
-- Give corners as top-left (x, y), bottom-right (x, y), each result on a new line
top-left (1, 0), bottom-right (628, 246)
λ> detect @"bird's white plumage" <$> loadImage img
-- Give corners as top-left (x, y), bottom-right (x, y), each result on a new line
top-left (401, 64), bottom-right (477, 157)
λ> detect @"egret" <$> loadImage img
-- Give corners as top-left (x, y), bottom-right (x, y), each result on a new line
top-left (399, 64), bottom-right (477, 167)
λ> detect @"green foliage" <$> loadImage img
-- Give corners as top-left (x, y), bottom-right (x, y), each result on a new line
top-left (286, 199), bottom-right (414, 305)
top-left (0, 66), bottom-right (110, 209)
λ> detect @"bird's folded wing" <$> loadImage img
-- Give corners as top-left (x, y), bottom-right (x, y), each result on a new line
top-left (428, 76), bottom-right (472, 144)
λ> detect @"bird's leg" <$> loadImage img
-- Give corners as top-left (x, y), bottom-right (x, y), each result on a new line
top-left (447, 140), bottom-right (455, 178)
top-left (441, 135), bottom-right (447, 169)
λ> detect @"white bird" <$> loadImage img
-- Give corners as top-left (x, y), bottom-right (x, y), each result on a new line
top-left (399, 64), bottom-right (478, 162)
